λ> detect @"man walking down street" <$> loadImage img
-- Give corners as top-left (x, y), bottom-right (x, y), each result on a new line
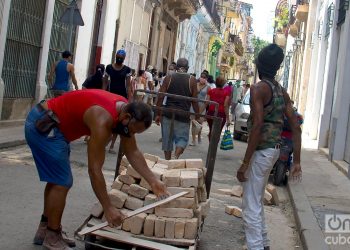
top-left (155, 58), bottom-right (200, 160)
top-left (236, 44), bottom-right (302, 250)
top-left (48, 50), bottom-right (78, 97)
top-left (103, 49), bottom-right (132, 153)
top-left (25, 90), bottom-right (168, 250)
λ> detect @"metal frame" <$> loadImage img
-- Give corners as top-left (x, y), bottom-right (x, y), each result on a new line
top-left (114, 90), bottom-right (223, 197)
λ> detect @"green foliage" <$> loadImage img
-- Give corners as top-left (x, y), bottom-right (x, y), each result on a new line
top-left (211, 40), bottom-right (222, 56)
top-left (251, 36), bottom-right (269, 61)
top-left (274, 7), bottom-right (289, 32)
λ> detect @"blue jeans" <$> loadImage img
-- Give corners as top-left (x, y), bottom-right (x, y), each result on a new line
top-left (25, 106), bottom-right (73, 187)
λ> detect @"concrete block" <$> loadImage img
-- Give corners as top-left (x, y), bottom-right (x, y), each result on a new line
top-left (108, 189), bottom-right (128, 208)
top-left (200, 199), bottom-right (210, 218)
top-left (126, 165), bottom-right (141, 179)
top-left (111, 177), bottom-right (123, 190)
top-left (217, 188), bottom-right (233, 195)
top-left (143, 214), bottom-right (157, 237)
top-left (90, 202), bottom-right (103, 218)
top-left (121, 208), bottom-right (133, 232)
top-left (151, 166), bottom-right (167, 180)
top-left (231, 185), bottom-right (243, 197)
top-left (121, 184), bottom-right (130, 194)
top-left (119, 165), bottom-right (127, 175)
top-left (130, 212), bottom-right (147, 235)
top-left (153, 163), bottom-right (169, 169)
top-left (121, 156), bottom-right (129, 166)
top-left (139, 178), bottom-right (152, 191)
top-left (154, 217), bottom-right (166, 238)
top-left (225, 205), bottom-right (242, 218)
top-left (168, 159), bottom-right (186, 169)
top-left (146, 159), bottom-right (156, 169)
top-left (125, 195), bottom-right (144, 210)
top-left (174, 219), bottom-right (186, 239)
top-left (128, 184), bottom-right (149, 199)
top-left (194, 205), bottom-right (202, 222)
top-left (198, 186), bottom-right (207, 202)
top-left (157, 158), bottom-right (169, 165)
top-left (264, 189), bottom-right (273, 205)
top-left (119, 174), bottom-right (136, 185)
top-left (144, 153), bottom-right (159, 163)
top-left (165, 218), bottom-right (175, 239)
top-left (266, 184), bottom-right (279, 206)
top-left (162, 169), bottom-right (181, 187)
top-left (167, 187), bottom-right (196, 198)
top-left (185, 159), bottom-right (203, 169)
top-left (155, 207), bottom-right (194, 218)
top-left (160, 197), bottom-right (196, 209)
top-left (144, 194), bottom-right (157, 213)
top-left (184, 218), bottom-right (198, 239)
top-left (180, 170), bottom-right (199, 188)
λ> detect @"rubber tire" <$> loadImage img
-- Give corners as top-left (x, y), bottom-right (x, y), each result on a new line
top-left (84, 235), bottom-right (101, 250)
top-left (234, 131), bottom-right (242, 140)
top-left (273, 161), bottom-right (286, 186)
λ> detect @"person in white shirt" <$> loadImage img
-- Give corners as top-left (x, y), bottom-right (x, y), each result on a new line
top-left (144, 65), bottom-right (154, 104)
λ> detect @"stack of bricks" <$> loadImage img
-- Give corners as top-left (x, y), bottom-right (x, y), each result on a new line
top-left (92, 154), bottom-right (210, 240)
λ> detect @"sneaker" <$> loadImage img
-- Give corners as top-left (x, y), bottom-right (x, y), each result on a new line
top-left (34, 222), bottom-right (75, 247)
top-left (189, 141), bottom-right (196, 146)
top-left (43, 228), bottom-right (74, 250)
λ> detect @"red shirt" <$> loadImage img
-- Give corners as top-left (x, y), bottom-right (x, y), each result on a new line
top-left (47, 89), bottom-right (127, 141)
top-left (207, 88), bottom-right (229, 113)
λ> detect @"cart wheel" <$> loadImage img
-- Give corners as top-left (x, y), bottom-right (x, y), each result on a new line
top-left (273, 161), bottom-right (286, 186)
top-left (84, 234), bottom-right (99, 250)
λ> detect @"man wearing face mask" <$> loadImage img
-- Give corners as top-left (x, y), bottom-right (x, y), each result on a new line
top-left (25, 89), bottom-right (169, 250)
top-left (103, 49), bottom-right (132, 102)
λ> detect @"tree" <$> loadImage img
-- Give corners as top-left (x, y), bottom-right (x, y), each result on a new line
top-left (251, 36), bottom-right (269, 61)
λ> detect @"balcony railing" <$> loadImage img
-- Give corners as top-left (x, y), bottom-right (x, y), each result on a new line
top-left (202, 0), bottom-right (221, 30)
top-left (297, 0), bottom-right (309, 5)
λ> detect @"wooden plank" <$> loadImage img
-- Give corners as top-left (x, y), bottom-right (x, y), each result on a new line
top-left (79, 191), bottom-right (189, 236)
top-left (91, 230), bottom-right (183, 250)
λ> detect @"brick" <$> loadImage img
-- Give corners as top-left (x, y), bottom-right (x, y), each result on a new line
top-left (194, 206), bottom-right (202, 222)
top-left (143, 214), bottom-right (157, 237)
top-left (124, 195), bottom-right (144, 210)
top-left (121, 208), bottom-right (133, 232)
top-left (144, 194), bottom-right (157, 213)
top-left (266, 184), bottom-right (279, 206)
top-left (184, 218), bottom-right (198, 239)
top-left (167, 187), bottom-right (196, 198)
top-left (128, 184), bottom-right (149, 199)
top-left (119, 165), bottom-right (127, 175)
top-left (162, 169), bottom-right (181, 187)
top-left (165, 218), bottom-right (175, 239)
top-left (119, 174), bottom-right (136, 185)
top-left (126, 165), bottom-right (141, 179)
top-left (153, 163), bottom-right (169, 169)
top-left (200, 199), bottom-right (210, 218)
top-left (90, 202), bottom-right (103, 218)
top-left (151, 166), bottom-right (167, 180)
top-left (231, 185), bottom-right (243, 197)
top-left (225, 205), bottom-right (242, 218)
top-left (174, 219), bottom-right (186, 239)
top-left (108, 189), bottom-right (128, 208)
top-left (121, 184), bottom-right (130, 194)
top-left (130, 212), bottom-right (147, 235)
top-left (264, 189), bottom-right (273, 205)
top-left (121, 156), bottom-right (129, 166)
top-left (157, 158), bottom-right (169, 165)
top-left (146, 159), bottom-right (156, 169)
top-left (111, 177), bottom-right (123, 190)
top-left (168, 159), bottom-right (186, 169)
top-left (198, 186), bottom-right (207, 202)
top-left (144, 153), bottom-right (159, 163)
top-left (185, 159), bottom-right (203, 169)
top-left (139, 178), bottom-right (152, 191)
top-left (160, 197), bottom-right (196, 209)
top-left (180, 170), bottom-right (199, 188)
top-left (155, 207), bottom-right (194, 218)
top-left (154, 217), bottom-right (166, 238)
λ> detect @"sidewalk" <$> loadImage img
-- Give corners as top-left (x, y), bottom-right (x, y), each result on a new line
top-left (0, 125), bottom-right (26, 149)
top-left (288, 138), bottom-right (350, 250)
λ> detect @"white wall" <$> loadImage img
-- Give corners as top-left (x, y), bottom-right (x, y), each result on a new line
top-left (74, 0), bottom-right (97, 85)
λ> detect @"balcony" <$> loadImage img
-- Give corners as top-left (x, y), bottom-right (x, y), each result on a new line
top-left (295, 1), bottom-right (309, 22)
top-left (223, 42), bottom-right (235, 55)
top-left (202, 0), bottom-right (221, 30)
top-left (163, 0), bottom-right (200, 21)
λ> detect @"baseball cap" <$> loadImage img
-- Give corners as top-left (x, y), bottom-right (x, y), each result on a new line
top-left (116, 49), bottom-right (126, 57)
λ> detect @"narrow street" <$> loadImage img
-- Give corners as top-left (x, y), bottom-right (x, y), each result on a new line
top-left (0, 124), bottom-right (301, 250)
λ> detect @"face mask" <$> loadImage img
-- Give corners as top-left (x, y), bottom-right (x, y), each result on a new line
top-left (116, 57), bottom-right (124, 65)
top-left (112, 119), bottom-right (131, 137)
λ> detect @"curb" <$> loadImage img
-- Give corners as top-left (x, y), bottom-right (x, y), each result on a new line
top-left (0, 139), bottom-right (27, 150)
top-left (287, 182), bottom-right (330, 250)
top-left (319, 148), bottom-right (349, 178)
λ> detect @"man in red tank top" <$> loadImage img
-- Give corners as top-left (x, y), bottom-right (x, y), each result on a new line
top-left (25, 89), bottom-right (168, 250)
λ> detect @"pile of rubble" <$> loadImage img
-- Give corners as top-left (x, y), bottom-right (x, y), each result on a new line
top-left (91, 154), bottom-right (210, 240)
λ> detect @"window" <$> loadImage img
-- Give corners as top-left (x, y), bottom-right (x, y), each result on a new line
top-left (338, 0), bottom-right (349, 26)
top-left (325, 3), bottom-right (334, 37)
